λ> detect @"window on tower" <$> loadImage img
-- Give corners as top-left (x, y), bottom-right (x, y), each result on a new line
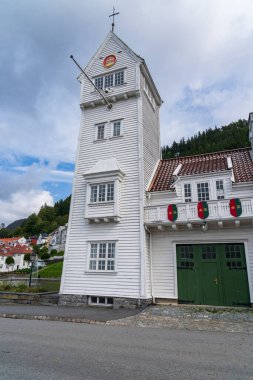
top-left (95, 123), bottom-right (105, 140)
top-left (93, 70), bottom-right (125, 91)
top-left (95, 76), bottom-right (103, 90)
top-left (111, 120), bottom-right (122, 137)
top-left (114, 70), bottom-right (124, 86)
top-left (88, 242), bottom-right (116, 272)
top-left (90, 183), bottom-right (114, 203)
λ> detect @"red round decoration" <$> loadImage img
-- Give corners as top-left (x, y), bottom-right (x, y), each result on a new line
top-left (103, 55), bottom-right (117, 68)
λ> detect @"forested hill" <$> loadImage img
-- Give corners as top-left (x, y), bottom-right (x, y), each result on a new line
top-left (162, 119), bottom-right (250, 159)
top-left (0, 196), bottom-right (71, 238)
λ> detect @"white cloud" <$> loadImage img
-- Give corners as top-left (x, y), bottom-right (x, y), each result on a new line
top-left (0, 190), bottom-right (53, 226)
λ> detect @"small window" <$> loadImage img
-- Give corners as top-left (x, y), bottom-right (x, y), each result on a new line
top-left (115, 70), bottom-right (124, 86)
top-left (88, 242), bottom-right (116, 272)
top-left (90, 185), bottom-right (97, 203)
top-left (90, 183), bottom-right (114, 203)
top-left (89, 296), bottom-right (114, 306)
top-left (94, 70), bottom-right (125, 90)
top-left (98, 184), bottom-right (106, 202)
top-left (216, 180), bottom-right (224, 200)
top-left (105, 74), bottom-right (113, 88)
top-left (95, 76), bottom-right (103, 90)
top-left (184, 183), bottom-right (192, 203)
top-left (107, 183), bottom-right (114, 201)
top-left (96, 124), bottom-right (105, 140)
top-left (112, 120), bottom-right (121, 137)
top-left (197, 182), bottom-right (209, 201)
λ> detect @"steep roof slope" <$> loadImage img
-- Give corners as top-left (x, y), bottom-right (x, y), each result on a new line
top-left (149, 148), bottom-right (253, 192)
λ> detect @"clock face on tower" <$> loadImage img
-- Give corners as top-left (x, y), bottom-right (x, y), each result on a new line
top-left (103, 55), bottom-right (117, 68)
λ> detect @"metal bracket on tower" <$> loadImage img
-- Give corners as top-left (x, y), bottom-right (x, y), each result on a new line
top-left (70, 55), bottom-right (112, 110)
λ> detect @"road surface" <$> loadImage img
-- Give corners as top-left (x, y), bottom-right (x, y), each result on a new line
top-left (0, 318), bottom-right (252, 379)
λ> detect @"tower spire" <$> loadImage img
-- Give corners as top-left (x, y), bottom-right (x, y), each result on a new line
top-left (109, 6), bottom-right (119, 32)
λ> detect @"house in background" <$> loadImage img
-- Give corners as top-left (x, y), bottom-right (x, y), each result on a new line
top-left (0, 244), bottom-right (32, 272)
top-left (60, 31), bottom-right (253, 308)
top-left (48, 224), bottom-right (68, 253)
top-left (0, 237), bottom-right (27, 246)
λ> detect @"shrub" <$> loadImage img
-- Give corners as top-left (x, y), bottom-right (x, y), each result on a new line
top-left (50, 249), bottom-right (58, 256)
top-left (41, 253), bottom-right (50, 260)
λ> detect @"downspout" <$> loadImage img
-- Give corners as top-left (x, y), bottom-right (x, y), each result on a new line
top-left (144, 225), bottom-right (155, 304)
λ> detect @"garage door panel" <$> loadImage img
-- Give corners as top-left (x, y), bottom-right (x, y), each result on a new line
top-left (177, 243), bottom-right (250, 307)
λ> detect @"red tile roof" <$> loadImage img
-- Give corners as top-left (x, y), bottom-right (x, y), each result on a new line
top-left (149, 148), bottom-right (253, 192)
top-left (0, 244), bottom-right (32, 257)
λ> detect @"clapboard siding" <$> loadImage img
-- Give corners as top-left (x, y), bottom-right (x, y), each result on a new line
top-left (61, 68), bottom-right (143, 297)
top-left (140, 72), bottom-right (160, 196)
top-left (151, 228), bottom-right (253, 302)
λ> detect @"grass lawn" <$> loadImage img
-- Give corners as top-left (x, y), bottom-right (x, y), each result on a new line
top-left (38, 262), bottom-right (63, 278)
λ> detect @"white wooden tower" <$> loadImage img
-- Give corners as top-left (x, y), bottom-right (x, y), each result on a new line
top-left (60, 31), bottom-right (162, 307)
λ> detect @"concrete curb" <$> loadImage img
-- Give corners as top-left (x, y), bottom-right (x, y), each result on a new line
top-left (0, 313), bottom-right (107, 325)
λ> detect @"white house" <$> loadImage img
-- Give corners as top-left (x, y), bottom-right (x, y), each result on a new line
top-left (0, 244), bottom-right (32, 272)
top-left (48, 224), bottom-right (68, 252)
top-left (60, 31), bottom-right (253, 308)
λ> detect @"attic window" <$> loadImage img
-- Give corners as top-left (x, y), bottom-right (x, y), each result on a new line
top-left (94, 70), bottom-right (125, 91)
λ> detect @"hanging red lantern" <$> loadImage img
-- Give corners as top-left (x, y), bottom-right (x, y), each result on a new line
top-left (229, 198), bottom-right (242, 217)
top-left (167, 204), bottom-right (178, 222)
top-left (198, 201), bottom-right (209, 219)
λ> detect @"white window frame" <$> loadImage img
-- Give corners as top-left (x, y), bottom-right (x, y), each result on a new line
top-left (87, 241), bottom-right (117, 272)
top-left (111, 119), bottom-right (123, 138)
top-left (90, 182), bottom-right (114, 203)
top-left (197, 182), bottom-right (210, 201)
top-left (95, 123), bottom-right (106, 141)
top-left (93, 69), bottom-right (125, 91)
top-left (216, 180), bottom-right (225, 200)
top-left (184, 183), bottom-right (192, 203)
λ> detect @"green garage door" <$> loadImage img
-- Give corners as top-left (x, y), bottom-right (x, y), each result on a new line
top-left (176, 244), bottom-right (250, 307)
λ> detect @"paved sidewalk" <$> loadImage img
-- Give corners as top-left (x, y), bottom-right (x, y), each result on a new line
top-left (0, 303), bottom-right (140, 323)
top-left (0, 303), bottom-right (252, 333)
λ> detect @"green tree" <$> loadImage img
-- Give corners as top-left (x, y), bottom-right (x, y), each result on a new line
top-left (24, 254), bottom-right (31, 264)
top-left (5, 256), bottom-right (14, 270)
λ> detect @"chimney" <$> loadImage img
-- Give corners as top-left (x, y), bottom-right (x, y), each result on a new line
top-left (249, 112), bottom-right (253, 160)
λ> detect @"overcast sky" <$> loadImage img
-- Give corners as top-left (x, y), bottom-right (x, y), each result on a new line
top-left (1, 0), bottom-right (253, 225)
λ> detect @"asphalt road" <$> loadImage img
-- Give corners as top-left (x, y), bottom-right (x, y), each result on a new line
top-left (0, 318), bottom-right (252, 380)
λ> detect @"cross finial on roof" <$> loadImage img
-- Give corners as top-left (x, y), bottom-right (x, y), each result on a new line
top-left (109, 6), bottom-right (119, 32)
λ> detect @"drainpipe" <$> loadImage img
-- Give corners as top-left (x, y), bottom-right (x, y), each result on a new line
top-left (144, 225), bottom-right (155, 304)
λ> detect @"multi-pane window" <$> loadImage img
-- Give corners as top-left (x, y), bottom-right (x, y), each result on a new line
top-left (184, 183), bottom-right (192, 203)
top-left (90, 185), bottom-right (98, 203)
top-left (94, 70), bottom-right (125, 90)
top-left (95, 76), bottom-right (103, 89)
top-left (96, 124), bottom-right (105, 140)
top-left (90, 183), bottom-right (114, 203)
top-left (105, 74), bottom-right (113, 88)
top-left (112, 120), bottom-right (121, 137)
top-left (98, 184), bottom-right (106, 202)
top-left (197, 182), bottom-right (209, 201)
top-left (216, 180), bottom-right (224, 199)
top-left (114, 70), bottom-right (124, 86)
top-left (88, 242), bottom-right (116, 271)
top-left (107, 183), bottom-right (114, 201)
